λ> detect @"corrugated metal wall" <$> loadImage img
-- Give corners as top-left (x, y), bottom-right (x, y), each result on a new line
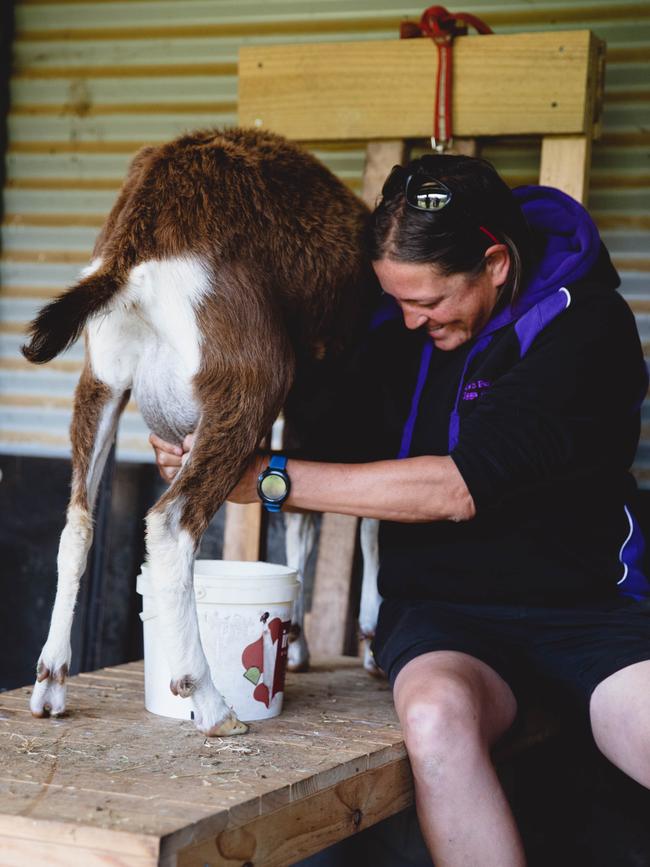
top-left (2, 1), bottom-right (649, 480)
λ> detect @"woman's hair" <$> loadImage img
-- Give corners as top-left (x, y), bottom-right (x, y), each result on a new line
top-left (369, 153), bottom-right (535, 305)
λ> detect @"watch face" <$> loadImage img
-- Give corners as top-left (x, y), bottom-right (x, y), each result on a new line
top-left (260, 471), bottom-right (288, 502)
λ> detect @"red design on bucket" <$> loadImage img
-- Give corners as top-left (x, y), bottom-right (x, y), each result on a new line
top-left (242, 613), bottom-right (291, 707)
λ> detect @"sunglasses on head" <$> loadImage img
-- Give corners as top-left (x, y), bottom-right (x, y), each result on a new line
top-left (382, 163), bottom-right (453, 212)
top-left (381, 163), bottom-right (499, 243)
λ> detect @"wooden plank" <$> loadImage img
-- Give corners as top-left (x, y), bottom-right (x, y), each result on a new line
top-left (222, 502), bottom-right (262, 561)
top-left (0, 814), bottom-right (160, 866)
top-left (173, 757), bottom-right (414, 867)
top-left (0, 833), bottom-right (158, 867)
top-left (360, 140), bottom-right (406, 209)
top-left (539, 136), bottom-right (592, 204)
top-left (239, 31), bottom-right (597, 141)
top-left (307, 514), bottom-right (358, 656)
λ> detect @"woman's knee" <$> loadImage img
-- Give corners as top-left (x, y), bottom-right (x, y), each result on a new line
top-left (399, 674), bottom-right (484, 758)
top-left (394, 652), bottom-right (517, 760)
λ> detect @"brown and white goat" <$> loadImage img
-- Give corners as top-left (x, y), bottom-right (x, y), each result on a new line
top-left (22, 127), bottom-right (379, 736)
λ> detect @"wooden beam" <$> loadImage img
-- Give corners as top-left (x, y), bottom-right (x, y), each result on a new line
top-left (239, 30), bottom-right (598, 141)
top-left (222, 502), bottom-right (262, 561)
top-left (175, 757), bottom-right (414, 867)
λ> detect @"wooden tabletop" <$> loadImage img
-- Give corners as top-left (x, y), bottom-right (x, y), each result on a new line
top-left (0, 657), bottom-right (412, 866)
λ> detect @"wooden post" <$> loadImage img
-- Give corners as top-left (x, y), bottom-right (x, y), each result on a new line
top-left (223, 502), bottom-right (262, 561)
top-left (306, 139), bottom-right (408, 658)
top-left (360, 140), bottom-right (406, 208)
top-left (540, 136), bottom-right (591, 204)
top-left (306, 513), bottom-right (358, 656)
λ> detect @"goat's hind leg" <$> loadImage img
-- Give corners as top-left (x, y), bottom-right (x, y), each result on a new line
top-left (359, 517), bottom-right (383, 677)
top-left (31, 364), bottom-right (128, 717)
top-left (284, 511), bottom-right (315, 672)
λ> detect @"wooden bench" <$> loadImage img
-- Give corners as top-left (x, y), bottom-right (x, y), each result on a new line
top-left (0, 659), bottom-right (558, 867)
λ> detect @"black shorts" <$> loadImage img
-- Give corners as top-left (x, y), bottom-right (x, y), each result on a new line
top-left (372, 596), bottom-right (650, 715)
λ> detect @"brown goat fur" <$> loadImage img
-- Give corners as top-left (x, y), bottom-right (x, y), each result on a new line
top-left (23, 127), bottom-right (379, 735)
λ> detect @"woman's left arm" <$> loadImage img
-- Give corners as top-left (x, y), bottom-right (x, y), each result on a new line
top-left (229, 453), bottom-right (476, 523)
top-left (150, 433), bottom-right (474, 522)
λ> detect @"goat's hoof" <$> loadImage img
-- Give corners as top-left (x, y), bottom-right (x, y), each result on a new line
top-left (364, 659), bottom-right (386, 679)
top-left (287, 658), bottom-right (310, 673)
top-left (287, 660), bottom-right (310, 673)
top-left (360, 639), bottom-right (385, 679)
top-left (287, 628), bottom-right (310, 672)
top-left (201, 713), bottom-right (248, 737)
top-left (30, 663), bottom-right (69, 717)
top-left (170, 675), bottom-right (198, 698)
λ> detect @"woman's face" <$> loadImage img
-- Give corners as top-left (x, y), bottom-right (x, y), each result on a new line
top-left (373, 250), bottom-right (509, 351)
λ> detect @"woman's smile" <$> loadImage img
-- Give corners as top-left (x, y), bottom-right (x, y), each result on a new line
top-left (373, 257), bottom-right (507, 351)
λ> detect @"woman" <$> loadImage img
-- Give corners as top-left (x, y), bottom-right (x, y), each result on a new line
top-left (152, 154), bottom-right (650, 866)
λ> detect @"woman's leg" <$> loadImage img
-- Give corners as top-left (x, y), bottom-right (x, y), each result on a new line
top-left (393, 650), bottom-right (525, 867)
top-left (589, 659), bottom-right (650, 788)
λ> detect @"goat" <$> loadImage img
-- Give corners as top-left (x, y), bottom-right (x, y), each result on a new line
top-left (22, 127), bottom-right (380, 736)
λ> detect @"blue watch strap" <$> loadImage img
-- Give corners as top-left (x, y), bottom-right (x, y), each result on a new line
top-left (269, 454), bottom-right (288, 471)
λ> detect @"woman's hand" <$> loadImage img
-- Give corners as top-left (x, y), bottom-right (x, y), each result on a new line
top-left (227, 453), bottom-right (267, 504)
top-left (150, 431), bottom-right (265, 500)
top-left (149, 432), bottom-right (194, 483)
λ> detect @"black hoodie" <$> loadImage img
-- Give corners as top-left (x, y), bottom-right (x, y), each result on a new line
top-left (361, 187), bottom-right (649, 605)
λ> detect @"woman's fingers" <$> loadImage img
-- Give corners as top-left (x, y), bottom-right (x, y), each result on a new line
top-left (149, 432), bottom-right (183, 483)
top-left (149, 432), bottom-right (183, 456)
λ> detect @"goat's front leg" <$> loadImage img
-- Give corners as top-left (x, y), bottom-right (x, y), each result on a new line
top-left (358, 517), bottom-right (384, 677)
top-left (31, 366), bottom-right (128, 717)
top-left (284, 511), bottom-right (316, 672)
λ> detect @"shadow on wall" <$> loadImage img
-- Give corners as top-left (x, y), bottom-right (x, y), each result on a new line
top-left (0, 455), bottom-right (152, 690)
top-left (0, 453), bottom-right (315, 691)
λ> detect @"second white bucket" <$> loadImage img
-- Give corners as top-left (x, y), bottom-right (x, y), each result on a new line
top-left (137, 560), bottom-right (300, 722)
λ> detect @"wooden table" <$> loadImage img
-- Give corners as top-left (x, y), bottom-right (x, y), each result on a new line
top-left (0, 657), bottom-right (558, 866)
top-left (0, 658), bottom-right (413, 866)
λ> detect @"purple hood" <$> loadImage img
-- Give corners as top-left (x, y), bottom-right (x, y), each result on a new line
top-left (480, 184), bottom-right (614, 337)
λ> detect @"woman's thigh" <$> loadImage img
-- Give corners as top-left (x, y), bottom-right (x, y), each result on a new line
top-left (393, 649), bottom-right (519, 751)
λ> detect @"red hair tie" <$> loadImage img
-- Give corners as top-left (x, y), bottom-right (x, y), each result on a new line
top-left (479, 226), bottom-right (499, 244)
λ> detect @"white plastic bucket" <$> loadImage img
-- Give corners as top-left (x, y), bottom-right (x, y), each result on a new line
top-left (137, 560), bottom-right (299, 722)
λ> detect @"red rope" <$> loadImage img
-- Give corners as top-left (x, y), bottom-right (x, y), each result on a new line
top-left (402, 5), bottom-right (492, 151)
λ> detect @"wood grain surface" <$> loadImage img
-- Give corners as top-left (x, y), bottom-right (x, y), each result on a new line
top-left (239, 31), bottom-right (602, 141)
top-left (0, 657), bottom-right (406, 866)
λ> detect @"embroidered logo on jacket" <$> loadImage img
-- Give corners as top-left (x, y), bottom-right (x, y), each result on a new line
top-left (462, 379), bottom-right (492, 401)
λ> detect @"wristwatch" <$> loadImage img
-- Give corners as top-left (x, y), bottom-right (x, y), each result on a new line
top-left (257, 454), bottom-right (291, 513)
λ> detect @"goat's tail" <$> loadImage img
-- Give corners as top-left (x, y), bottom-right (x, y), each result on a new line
top-left (22, 268), bottom-right (125, 364)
